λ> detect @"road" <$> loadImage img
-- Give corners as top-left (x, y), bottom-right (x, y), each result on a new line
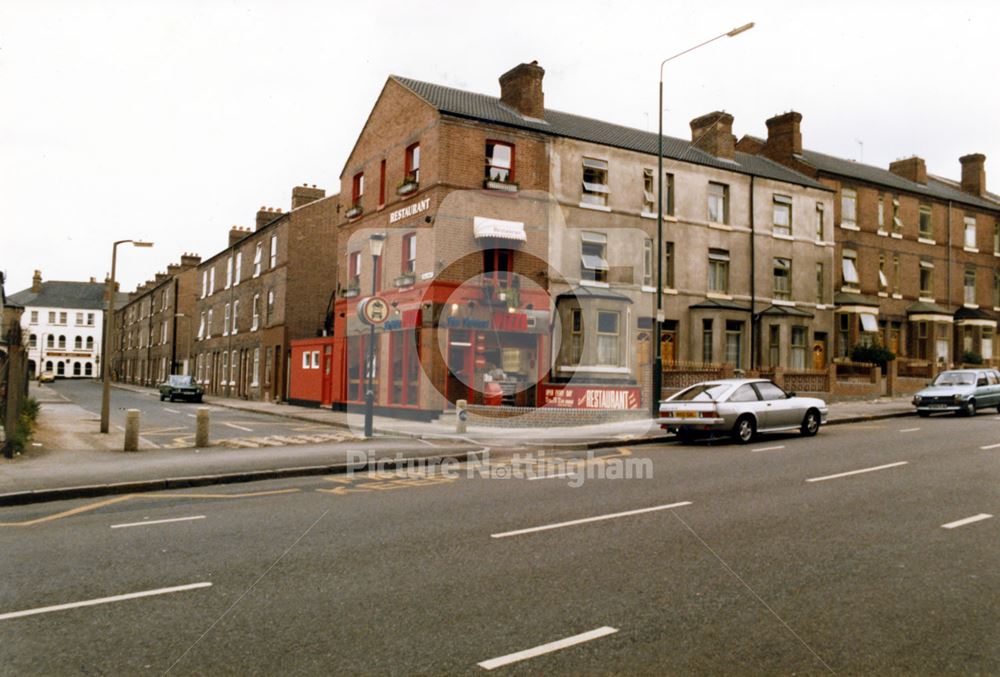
top-left (1, 410), bottom-right (998, 674)
top-left (45, 380), bottom-right (351, 449)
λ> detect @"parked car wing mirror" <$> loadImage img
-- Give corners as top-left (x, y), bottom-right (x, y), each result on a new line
top-left (786, 392), bottom-right (796, 398)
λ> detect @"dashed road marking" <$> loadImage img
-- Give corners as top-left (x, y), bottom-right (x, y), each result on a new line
top-left (942, 513), bottom-right (993, 529)
top-left (980, 443), bottom-right (1000, 450)
top-left (899, 427), bottom-right (921, 433)
top-left (491, 501), bottom-right (692, 539)
top-left (0, 583), bottom-right (212, 621)
top-left (806, 461), bottom-right (908, 483)
top-left (223, 422), bottom-right (253, 432)
top-left (164, 407), bottom-right (181, 414)
top-left (111, 515), bottom-right (205, 529)
top-left (478, 626), bottom-right (618, 670)
top-left (751, 445), bottom-right (786, 453)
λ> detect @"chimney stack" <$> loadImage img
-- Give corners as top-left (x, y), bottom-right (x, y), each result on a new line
top-left (763, 111), bottom-right (802, 161)
top-left (180, 253), bottom-right (202, 269)
top-left (889, 156), bottom-right (927, 184)
top-left (155, 272), bottom-right (169, 284)
top-left (31, 270), bottom-right (42, 293)
top-left (229, 225), bottom-right (249, 247)
top-left (690, 111), bottom-right (735, 160)
top-left (960, 153), bottom-right (986, 196)
top-left (256, 207), bottom-right (282, 231)
top-left (167, 263), bottom-right (182, 276)
top-left (291, 184), bottom-right (326, 209)
top-left (499, 61), bottom-right (545, 119)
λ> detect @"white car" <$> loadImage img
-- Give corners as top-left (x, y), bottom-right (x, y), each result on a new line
top-left (658, 378), bottom-right (829, 444)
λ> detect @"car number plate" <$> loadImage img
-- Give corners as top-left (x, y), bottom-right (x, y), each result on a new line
top-left (929, 404), bottom-right (946, 409)
top-left (677, 411), bottom-right (699, 418)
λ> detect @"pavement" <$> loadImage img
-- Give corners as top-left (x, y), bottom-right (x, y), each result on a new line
top-left (0, 379), bottom-right (918, 506)
top-left (1, 413), bottom-right (997, 674)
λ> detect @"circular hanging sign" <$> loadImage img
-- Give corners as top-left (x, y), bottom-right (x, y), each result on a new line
top-left (358, 296), bottom-right (390, 326)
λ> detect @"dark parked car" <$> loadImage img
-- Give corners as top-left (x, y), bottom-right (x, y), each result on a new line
top-left (159, 375), bottom-right (204, 402)
top-left (912, 368), bottom-right (1000, 416)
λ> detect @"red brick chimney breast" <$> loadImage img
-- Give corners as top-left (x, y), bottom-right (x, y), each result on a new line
top-left (499, 61), bottom-right (545, 119)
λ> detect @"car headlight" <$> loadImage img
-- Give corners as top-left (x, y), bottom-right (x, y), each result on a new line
top-left (953, 394), bottom-right (965, 403)
top-left (913, 395), bottom-right (922, 404)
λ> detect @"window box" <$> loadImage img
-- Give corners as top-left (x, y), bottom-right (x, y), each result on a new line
top-left (483, 178), bottom-right (519, 192)
top-left (393, 273), bottom-right (416, 288)
top-left (341, 286), bottom-right (361, 298)
top-left (345, 205), bottom-right (363, 220)
top-left (396, 176), bottom-right (419, 196)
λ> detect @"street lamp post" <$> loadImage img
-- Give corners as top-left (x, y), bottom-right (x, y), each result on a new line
top-left (363, 233), bottom-right (386, 438)
top-left (652, 21), bottom-right (754, 417)
top-left (101, 239), bottom-right (154, 433)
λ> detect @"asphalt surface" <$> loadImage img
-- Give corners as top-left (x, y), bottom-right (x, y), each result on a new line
top-left (1, 412), bottom-right (998, 674)
top-left (49, 380), bottom-right (349, 449)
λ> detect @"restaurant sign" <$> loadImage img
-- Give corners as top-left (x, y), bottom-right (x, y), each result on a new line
top-left (539, 385), bottom-right (641, 410)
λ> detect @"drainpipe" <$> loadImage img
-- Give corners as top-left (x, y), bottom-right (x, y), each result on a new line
top-left (749, 175), bottom-right (757, 369)
top-left (946, 200), bottom-right (953, 308)
top-left (170, 277), bottom-right (179, 374)
top-left (947, 200), bottom-right (953, 365)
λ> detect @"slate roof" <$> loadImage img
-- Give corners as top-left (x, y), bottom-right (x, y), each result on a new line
top-left (689, 297), bottom-right (751, 312)
top-left (391, 76), bottom-right (830, 192)
top-left (555, 285), bottom-right (633, 303)
top-left (759, 304), bottom-right (814, 318)
top-left (8, 281), bottom-right (108, 310)
top-left (905, 301), bottom-right (951, 316)
top-left (799, 149), bottom-right (1000, 212)
top-left (953, 306), bottom-right (997, 322)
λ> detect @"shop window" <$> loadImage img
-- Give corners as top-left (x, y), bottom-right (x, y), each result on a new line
top-left (841, 189), bottom-right (857, 228)
top-left (352, 172), bottom-right (364, 207)
top-left (485, 142), bottom-right (514, 185)
top-left (581, 158), bottom-right (609, 206)
top-left (405, 143), bottom-right (420, 184)
top-left (773, 258), bottom-right (791, 300)
top-left (773, 194), bottom-right (792, 236)
top-left (483, 248), bottom-right (513, 286)
top-left (402, 233), bottom-right (416, 273)
top-left (388, 330), bottom-right (421, 406)
top-left (708, 182), bottom-right (728, 224)
top-left (581, 233), bottom-right (608, 283)
top-left (596, 311), bottom-right (620, 366)
top-left (791, 326), bottom-right (807, 369)
top-left (919, 205), bottom-right (933, 239)
top-left (708, 249), bottom-right (729, 294)
top-left (346, 335), bottom-right (375, 403)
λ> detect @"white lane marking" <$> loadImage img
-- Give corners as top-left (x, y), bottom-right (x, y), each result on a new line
top-left (111, 516), bottom-right (205, 529)
top-left (186, 414), bottom-right (196, 418)
top-left (980, 442), bottom-right (1000, 450)
top-left (527, 471), bottom-right (577, 481)
top-left (942, 513), bottom-right (993, 529)
top-left (478, 626), bottom-right (618, 671)
top-left (899, 427), bottom-right (921, 433)
top-left (164, 407), bottom-right (181, 414)
top-left (751, 445), bottom-right (786, 453)
top-left (491, 502), bottom-right (692, 539)
top-left (0, 583), bottom-right (212, 621)
top-left (223, 422), bottom-right (253, 432)
top-left (806, 461), bottom-right (908, 483)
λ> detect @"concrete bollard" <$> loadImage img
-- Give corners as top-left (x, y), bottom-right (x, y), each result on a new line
top-left (195, 407), bottom-right (210, 448)
top-left (124, 409), bottom-right (140, 452)
top-left (455, 399), bottom-right (468, 434)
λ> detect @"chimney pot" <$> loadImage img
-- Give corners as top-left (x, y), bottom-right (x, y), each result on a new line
top-left (762, 111), bottom-right (803, 161)
top-left (499, 62), bottom-right (545, 119)
top-left (690, 111), bottom-right (736, 160)
top-left (959, 153), bottom-right (987, 197)
top-left (291, 184), bottom-right (326, 209)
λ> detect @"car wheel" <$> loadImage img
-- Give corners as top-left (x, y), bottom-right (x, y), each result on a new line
top-left (800, 409), bottom-right (820, 437)
top-left (675, 428), bottom-right (695, 444)
top-left (917, 411), bottom-right (931, 418)
top-left (732, 415), bottom-right (756, 444)
top-left (160, 394), bottom-right (166, 401)
top-left (996, 403), bottom-right (1000, 414)
top-left (963, 400), bottom-right (976, 417)
top-left (169, 393), bottom-right (176, 402)
top-left (195, 395), bottom-right (203, 403)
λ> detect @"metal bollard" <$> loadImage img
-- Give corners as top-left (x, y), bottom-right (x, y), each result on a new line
top-left (124, 409), bottom-right (140, 452)
top-left (195, 407), bottom-right (210, 448)
top-left (455, 399), bottom-right (468, 434)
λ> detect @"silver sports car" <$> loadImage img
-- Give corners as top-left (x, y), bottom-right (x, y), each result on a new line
top-left (658, 378), bottom-right (829, 444)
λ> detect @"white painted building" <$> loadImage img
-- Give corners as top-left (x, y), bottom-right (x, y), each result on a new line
top-left (8, 270), bottom-right (112, 379)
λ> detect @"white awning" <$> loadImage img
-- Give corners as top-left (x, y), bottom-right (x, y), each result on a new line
top-left (473, 217), bottom-right (526, 242)
top-left (860, 313), bottom-right (879, 332)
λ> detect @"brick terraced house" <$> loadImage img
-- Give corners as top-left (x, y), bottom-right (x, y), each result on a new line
top-left (738, 113), bottom-right (1000, 370)
top-left (113, 254), bottom-right (201, 384)
top-left (192, 185), bottom-right (338, 402)
top-left (324, 62), bottom-right (835, 418)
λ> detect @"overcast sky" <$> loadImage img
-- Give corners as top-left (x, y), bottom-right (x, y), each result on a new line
top-left (3, 0), bottom-right (998, 296)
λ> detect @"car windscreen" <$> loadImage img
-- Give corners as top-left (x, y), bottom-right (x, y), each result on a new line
top-left (673, 384), bottom-right (730, 402)
top-left (168, 376), bottom-right (195, 387)
top-left (932, 372), bottom-right (975, 386)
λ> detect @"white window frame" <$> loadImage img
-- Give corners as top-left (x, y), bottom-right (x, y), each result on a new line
top-left (231, 300), bottom-right (239, 334)
top-left (270, 234), bottom-right (278, 268)
top-left (772, 194), bottom-right (792, 236)
top-left (223, 303), bottom-right (231, 336)
top-left (206, 309), bottom-right (213, 339)
top-left (252, 294), bottom-right (260, 331)
top-left (226, 255), bottom-right (233, 289)
top-left (964, 216), bottom-right (977, 249)
top-left (235, 252), bottom-right (242, 285)
top-left (253, 243), bottom-right (263, 277)
top-left (841, 189), bottom-right (857, 228)
top-left (841, 252), bottom-right (859, 286)
top-left (581, 157), bottom-right (609, 206)
top-left (708, 182), bottom-right (728, 224)
top-left (596, 310), bottom-right (620, 366)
